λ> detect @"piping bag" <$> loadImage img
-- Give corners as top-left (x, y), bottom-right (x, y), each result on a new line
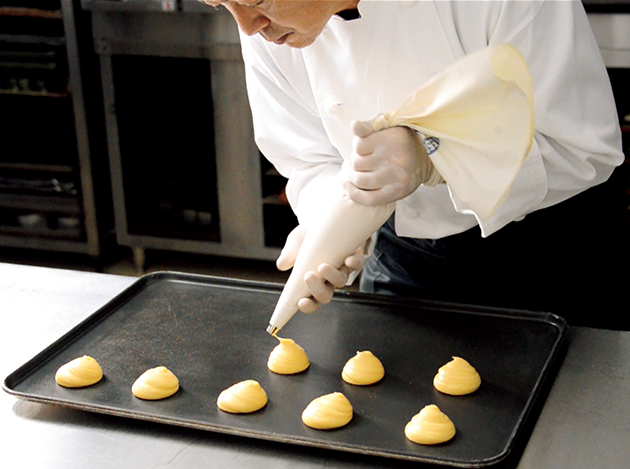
top-left (266, 44), bottom-right (535, 336)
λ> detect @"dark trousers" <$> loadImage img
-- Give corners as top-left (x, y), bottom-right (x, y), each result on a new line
top-left (360, 176), bottom-right (628, 330)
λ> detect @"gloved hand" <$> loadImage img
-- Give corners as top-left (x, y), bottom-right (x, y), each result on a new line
top-left (276, 224), bottom-right (368, 314)
top-left (343, 117), bottom-right (442, 206)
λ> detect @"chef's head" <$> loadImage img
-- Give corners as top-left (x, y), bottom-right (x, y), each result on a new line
top-left (203, 0), bottom-right (359, 48)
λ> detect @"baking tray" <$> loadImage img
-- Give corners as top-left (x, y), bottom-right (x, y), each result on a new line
top-left (3, 272), bottom-right (566, 467)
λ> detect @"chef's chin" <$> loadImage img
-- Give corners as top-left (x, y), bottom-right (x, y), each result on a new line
top-left (286, 36), bottom-right (317, 49)
top-left (273, 32), bottom-right (319, 49)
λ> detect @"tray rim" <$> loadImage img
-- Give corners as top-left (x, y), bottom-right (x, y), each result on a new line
top-left (3, 270), bottom-right (568, 468)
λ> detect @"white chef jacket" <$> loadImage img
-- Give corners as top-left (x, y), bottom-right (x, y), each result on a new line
top-left (239, 0), bottom-right (624, 239)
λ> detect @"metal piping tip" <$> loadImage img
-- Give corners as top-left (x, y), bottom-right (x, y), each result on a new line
top-left (266, 324), bottom-right (279, 336)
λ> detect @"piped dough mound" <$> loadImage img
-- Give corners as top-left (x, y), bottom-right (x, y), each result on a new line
top-left (405, 404), bottom-right (456, 445)
top-left (217, 380), bottom-right (268, 414)
top-left (267, 337), bottom-right (310, 375)
top-left (433, 357), bottom-right (481, 396)
top-left (302, 392), bottom-right (353, 430)
top-left (341, 351), bottom-right (385, 385)
top-left (55, 355), bottom-right (103, 388)
top-left (132, 366), bottom-right (179, 400)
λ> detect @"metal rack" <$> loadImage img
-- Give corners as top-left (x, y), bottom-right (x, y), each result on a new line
top-left (83, 1), bottom-right (296, 270)
top-left (0, 0), bottom-right (111, 256)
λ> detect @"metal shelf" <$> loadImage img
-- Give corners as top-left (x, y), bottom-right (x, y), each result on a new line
top-left (0, 162), bottom-right (74, 173)
top-left (0, 0), bottom-right (112, 256)
top-left (0, 224), bottom-right (82, 240)
top-left (88, 6), bottom-right (286, 266)
top-left (80, 0), bottom-right (176, 13)
top-left (0, 7), bottom-right (62, 19)
top-left (0, 89), bottom-right (69, 97)
top-left (0, 193), bottom-right (81, 214)
top-left (0, 34), bottom-right (65, 46)
top-left (587, 12), bottom-right (630, 68)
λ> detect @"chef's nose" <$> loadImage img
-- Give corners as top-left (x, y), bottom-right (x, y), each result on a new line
top-left (226, 3), bottom-right (270, 36)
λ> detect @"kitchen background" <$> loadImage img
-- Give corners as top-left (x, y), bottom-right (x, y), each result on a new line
top-left (1, 0), bottom-right (629, 284)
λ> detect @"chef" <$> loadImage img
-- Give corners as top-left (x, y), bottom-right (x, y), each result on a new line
top-left (205, 0), bottom-right (625, 328)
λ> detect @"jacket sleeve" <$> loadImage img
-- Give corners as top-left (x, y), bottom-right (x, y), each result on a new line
top-left (448, 0), bottom-right (624, 236)
top-left (239, 32), bottom-right (344, 227)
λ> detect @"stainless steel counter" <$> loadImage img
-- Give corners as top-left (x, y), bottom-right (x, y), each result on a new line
top-left (1, 262), bottom-right (628, 468)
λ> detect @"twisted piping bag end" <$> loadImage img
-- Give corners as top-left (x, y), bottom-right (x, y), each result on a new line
top-left (372, 113), bottom-right (390, 132)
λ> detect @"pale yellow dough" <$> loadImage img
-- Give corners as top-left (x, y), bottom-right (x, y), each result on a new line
top-left (341, 351), bottom-right (385, 386)
top-left (217, 380), bottom-right (268, 414)
top-left (433, 357), bottom-right (481, 396)
top-left (55, 355), bottom-right (103, 388)
top-left (405, 404), bottom-right (456, 445)
top-left (132, 366), bottom-right (179, 400)
top-left (267, 337), bottom-right (310, 375)
top-left (302, 392), bottom-right (353, 430)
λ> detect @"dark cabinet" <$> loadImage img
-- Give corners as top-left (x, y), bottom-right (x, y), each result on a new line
top-left (0, 0), bottom-right (111, 256)
top-left (85, 2), bottom-right (296, 269)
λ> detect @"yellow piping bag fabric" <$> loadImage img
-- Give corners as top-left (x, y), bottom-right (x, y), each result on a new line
top-left (374, 43), bottom-right (534, 219)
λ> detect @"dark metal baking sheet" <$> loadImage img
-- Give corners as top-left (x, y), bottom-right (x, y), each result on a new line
top-left (3, 272), bottom-right (566, 467)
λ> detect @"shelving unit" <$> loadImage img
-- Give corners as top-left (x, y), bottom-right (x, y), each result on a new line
top-left (261, 160), bottom-right (298, 250)
top-left (84, 1), bottom-right (297, 269)
top-left (0, 0), bottom-right (111, 256)
top-left (608, 67), bottom-right (630, 230)
top-left (588, 10), bottom-right (630, 232)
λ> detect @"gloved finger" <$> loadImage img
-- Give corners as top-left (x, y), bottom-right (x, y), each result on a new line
top-left (352, 131), bottom-right (379, 157)
top-left (343, 180), bottom-right (378, 206)
top-left (342, 164), bottom-right (389, 205)
top-left (351, 119), bottom-right (377, 139)
top-left (304, 271), bottom-right (335, 304)
top-left (343, 180), bottom-right (400, 206)
top-left (345, 164), bottom-right (402, 191)
top-left (354, 125), bottom-right (412, 160)
top-left (298, 297), bottom-right (319, 314)
top-left (276, 224), bottom-right (307, 271)
top-left (344, 248), bottom-right (365, 272)
top-left (318, 263), bottom-right (349, 289)
top-left (345, 171), bottom-right (380, 191)
top-left (348, 147), bottom-right (384, 171)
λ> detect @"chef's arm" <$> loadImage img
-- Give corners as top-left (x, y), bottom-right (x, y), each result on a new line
top-left (240, 30), bottom-right (368, 311)
top-left (240, 30), bottom-right (345, 225)
top-left (449, 0), bottom-right (623, 236)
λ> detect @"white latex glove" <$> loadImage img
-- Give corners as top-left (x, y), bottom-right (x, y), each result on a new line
top-left (276, 224), bottom-right (367, 314)
top-left (343, 117), bottom-right (442, 206)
